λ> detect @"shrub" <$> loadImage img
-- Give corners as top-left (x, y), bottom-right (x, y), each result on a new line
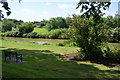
top-left (23, 32), bottom-right (39, 38)
top-left (5, 31), bottom-right (22, 37)
top-left (17, 22), bottom-right (35, 34)
top-left (42, 43), bottom-right (50, 45)
top-left (47, 28), bottom-right (68, 39)
top-left (56, 40), bottom-right (75, 47)
top-left (56, 43), bottom-right (65, 46)
top-left (103, 47), bottom-right (120, 63)
top-left (108, 27), bottom-right (120, 43)
top-left (70, 15), bottom-right (108, 60)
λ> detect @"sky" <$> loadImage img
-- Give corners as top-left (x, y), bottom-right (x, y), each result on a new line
top-left (0, 0), bottom-right (119, 22)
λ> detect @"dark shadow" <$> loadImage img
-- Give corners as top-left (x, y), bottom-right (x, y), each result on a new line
top-left (2, 48), bottom-right (120, 79)
top-left (0, 46), bottom-right (5, 48)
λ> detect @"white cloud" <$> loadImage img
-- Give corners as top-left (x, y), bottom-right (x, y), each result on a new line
top-left (104, 10), bottom-right (116, 17)
top-left (45, 2), bottom-right (52, 6)
top-left (58, 4), bottom-right (74, 9)
top-left (20, 9), bottom-right (33, 13)
top-left (42, 11), bottom-right (48, 15)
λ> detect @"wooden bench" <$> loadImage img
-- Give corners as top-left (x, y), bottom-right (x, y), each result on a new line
top-left (3, 50), bottom-right (22, 62)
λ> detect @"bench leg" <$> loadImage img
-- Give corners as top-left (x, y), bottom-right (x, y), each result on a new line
top-left (21, 58), bottom-right (22, 62)
top-left (16, 57), bottom-right (18, 62)
top-left (21, 55), bottom-right (22, 62)
top-left (9, 56), bottom-right (11, 60)
top-left (5, 56), bottom-right (7, 61)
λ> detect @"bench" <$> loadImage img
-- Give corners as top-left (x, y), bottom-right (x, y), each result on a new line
top-left (3, 50), bottom-right (22, 62)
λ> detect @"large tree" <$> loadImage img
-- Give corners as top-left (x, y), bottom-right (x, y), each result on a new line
top-left (1, 19), bottom-right (15, 32)
top-left (46, 17), bottom-right (67, 31)
top-left (70, 0), bottom-right (111, 60)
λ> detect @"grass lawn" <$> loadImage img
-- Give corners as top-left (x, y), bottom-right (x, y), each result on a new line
top-left (0, 37), bottom-right (120, 79)
top-left (33, 28), bottom-right (48, 35)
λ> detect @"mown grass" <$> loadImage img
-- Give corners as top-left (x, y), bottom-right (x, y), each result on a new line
top-left (33, 28), bottom-right (48, 35)
top-left (1, 37), bottom-right (120, 79)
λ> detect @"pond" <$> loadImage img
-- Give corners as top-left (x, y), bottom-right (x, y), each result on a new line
top-left (3, 37), bottom-right (68, 44)
top-left (37, 42), bottom-right (46, 44)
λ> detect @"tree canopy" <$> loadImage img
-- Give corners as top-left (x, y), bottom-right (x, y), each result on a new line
top-left (76, 0), bottom-right (111, 22)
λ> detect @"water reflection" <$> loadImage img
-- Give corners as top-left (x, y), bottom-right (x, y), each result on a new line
top-left (37, 42), bottom-right (45, 44)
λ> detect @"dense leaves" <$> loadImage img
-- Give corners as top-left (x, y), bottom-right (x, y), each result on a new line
top-left (46, 17), bottom-right (68, 31)
top-left (71, 15), bottom-right (109, 60)
top-left (17, 22), bottom-right (35, 34)
top-left (76, 0), bottom-right (111, 22)
top-left (1, 19), bottom-right (14, 32)
top-left (71, 0), bottom-right (112, 60)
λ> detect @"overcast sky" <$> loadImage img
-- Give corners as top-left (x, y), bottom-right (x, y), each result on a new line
top-left (0, 0), bottom-right (119, 22)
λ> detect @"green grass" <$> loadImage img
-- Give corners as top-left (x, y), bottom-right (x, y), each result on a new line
top-left (33, 28), bottom-right (48, 34)
top-left (1, 37), bottom-right (120, 79)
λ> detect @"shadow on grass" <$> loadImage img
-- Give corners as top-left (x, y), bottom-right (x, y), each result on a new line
top-left (2, 48), bottom-right (120, 79)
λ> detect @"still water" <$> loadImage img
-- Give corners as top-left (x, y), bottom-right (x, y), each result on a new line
top-left (3, 37), bottom-right (68, 44)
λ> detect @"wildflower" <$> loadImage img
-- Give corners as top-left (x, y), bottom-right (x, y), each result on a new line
top-left (64, 53), bottom-right (68, 55)
top-left (114, 48), bottom-right (117, 50)
top-left (64, 50), bottom-right (67, 51)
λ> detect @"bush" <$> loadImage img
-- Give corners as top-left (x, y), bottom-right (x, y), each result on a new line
top-left (17, 22), bottom-right (35, 34)
top-left (70, 15), bottom-right (108, 60)
top-left (5, 31), bottom-right (22, 37)
top-left (42, 43), bottom-right (50, 45)
top-left (23, 32), bottom-right (39, 38)
top-left (56, 40), bottom-right (75, 47)
top-left (108, 27), bottom-right (120, 43)
top-left (56, 43), bottom-right (65, 46)
top-left (47, 28), bottom-right (68, 39)
top-left (103, 47), bottom-right (120, 63)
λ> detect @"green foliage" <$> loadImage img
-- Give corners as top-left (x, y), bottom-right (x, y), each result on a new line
top-left (65, 17), bottom-right (72, 28)
top-left (42, 43), bottom-right (50, 45)
top-left (38, 19), bottom-right (48, 28)
top-left (57, 40), bottom-right (75, 47)
top-left (77, 0), bottom-right (111, 22)
top-left (103, 47), bottom-right (120, 63)
top-left (46, 17), bottom-right (67, 31)
top-left (71, 15), bottom-right (108, 60)
top-left (1, 19), bottom-right (15, 32)
top-left (108, 27), bottom-right (120, 43)
top-left (47, 29), bottom-right (68, 39)
top-left (47, 29), bottom-right (62, 39)
top-left (17, 22), bottom-right (35, 34)
top-left (5, 31), bottom-right (22, 37)
top-left (104, 16), bottom-right (120, 28)
top-left (22, 32), bottom-right (39, 38)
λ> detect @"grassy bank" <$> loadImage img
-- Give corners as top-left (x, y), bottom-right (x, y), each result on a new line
top-left (1, 37), bottom-right (120, 79)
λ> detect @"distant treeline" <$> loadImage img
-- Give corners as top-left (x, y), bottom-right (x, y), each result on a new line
top-left (0, 15), bottom-right (119, 42)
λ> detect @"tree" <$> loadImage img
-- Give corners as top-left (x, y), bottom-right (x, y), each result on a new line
top-left (76, 0), bottom-right (111, 22)
top-left (38, 19), bottom-right (48, 28)
top-left (17, 22), bottom-right (35, 34)
top-left (1, 19), bottom-right (15, 32)
top-left (65, 17), bottom-right (72, 28)
top-left (70, 0), bottom-right (111, 60)
top-left (46, 17), bottom-right (67, 31)
top-left (104, 16), bottom-right (120, 42)
top-left (70, 15), bottom-right (108, 60)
